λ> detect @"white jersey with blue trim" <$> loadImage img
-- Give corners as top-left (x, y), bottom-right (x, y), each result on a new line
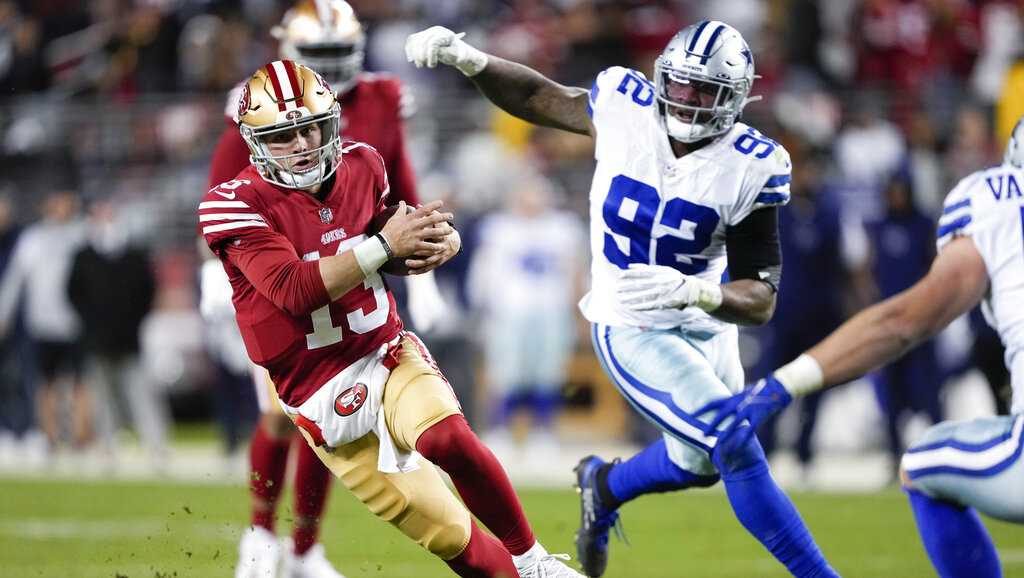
top-left (578, 66), bottom-right (791, 333)
top-left (938, 164), bottom-right (1024, 413)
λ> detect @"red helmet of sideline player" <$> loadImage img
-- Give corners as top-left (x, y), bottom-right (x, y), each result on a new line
top-left (273, 0), bottom-right (365, 95)
top-left (237, 60), bottom-right (342, 189)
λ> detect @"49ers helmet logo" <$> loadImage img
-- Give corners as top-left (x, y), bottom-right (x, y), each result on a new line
top-left (334, 383), bottom-right (368, 416)
top-left (237, 83), bottom-right (251, 119)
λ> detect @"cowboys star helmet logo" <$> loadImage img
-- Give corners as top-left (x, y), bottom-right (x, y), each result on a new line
top-left (319, 207), bottom-right (333, 223)
top-left (334, 383), bottom-right (368, 416)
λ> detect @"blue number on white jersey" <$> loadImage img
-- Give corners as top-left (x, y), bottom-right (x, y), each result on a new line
top-left (733, 127), bottom-right (777, 159)
top-left (616, 70), bottom-right (655, 106)
top-left (601, 176), bottom-right (720, 275)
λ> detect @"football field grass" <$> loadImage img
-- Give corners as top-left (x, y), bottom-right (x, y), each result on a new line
top-left (1, 476), bottom-right (1022, 577)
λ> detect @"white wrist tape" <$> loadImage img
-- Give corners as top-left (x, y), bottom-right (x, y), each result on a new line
top-left (774, 354), bottom-right (825, 397)
top-left (353, 235), bottom-right (389, 277)
top-left (692, 278), bottom-right (723, 312)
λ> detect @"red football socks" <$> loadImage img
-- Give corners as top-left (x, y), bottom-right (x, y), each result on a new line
top-left (248, 421), bottom-right (291, 530)
top-left (445, 521), bottom-right (519, 578)
top-left (415, 414), bottom-right (536, 556)
top-left (291, 438), bottom-right (333, 555)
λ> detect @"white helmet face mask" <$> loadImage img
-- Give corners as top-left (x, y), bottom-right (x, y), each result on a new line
top-left (655, 20), bottom-right (756, 143)
top-left (283, 41), bottom-right (364, 95)
top-left (243, 111), bottom-right (342, 189)
top-left (1005, 118), bottom-right (1024, 169)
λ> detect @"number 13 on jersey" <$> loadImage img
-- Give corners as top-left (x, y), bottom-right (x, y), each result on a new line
top-left (602, 175), bottom-right (720, 275)
top-left (302, 236), bottom-right (389, 350)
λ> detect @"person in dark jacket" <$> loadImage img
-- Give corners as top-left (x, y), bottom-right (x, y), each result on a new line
top-left (68, 198), bottom-right (167, 465)
top-left (863, 171), bottom-right (943, 474)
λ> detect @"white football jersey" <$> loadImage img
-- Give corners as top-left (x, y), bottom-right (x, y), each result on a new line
top-left (468, 210), bottom-right (586, 315)
top-left (578, 66), bottom-right (791, 333)
top-left (937, 164), bottom-right (1024, 413)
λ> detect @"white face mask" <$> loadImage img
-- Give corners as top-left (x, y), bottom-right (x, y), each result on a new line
top-left (664, 114), bottom-right (716, 143)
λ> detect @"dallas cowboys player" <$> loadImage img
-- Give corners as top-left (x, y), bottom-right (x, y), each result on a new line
top-left (407, 20), bottom-right (838, 578)
top-left (702, 119), bottom-right (1024, 577)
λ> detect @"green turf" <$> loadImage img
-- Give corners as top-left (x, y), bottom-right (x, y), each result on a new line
top-left (1, 477), bottom-right (1022, 577)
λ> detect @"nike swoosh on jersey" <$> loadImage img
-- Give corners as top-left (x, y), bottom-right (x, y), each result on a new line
top-left (216, 190), bottom-right (237, 199)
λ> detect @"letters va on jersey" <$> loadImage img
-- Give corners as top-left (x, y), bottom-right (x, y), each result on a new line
top-left (578, 66), bottom-right (792, 333)
top-left (938, 165), bottom-right (1024, 413)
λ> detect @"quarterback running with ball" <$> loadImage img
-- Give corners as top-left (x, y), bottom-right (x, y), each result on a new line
top-left (206, 3), bottom-right (447, 577)
top-left (200, 58), bottom-right (585, 578)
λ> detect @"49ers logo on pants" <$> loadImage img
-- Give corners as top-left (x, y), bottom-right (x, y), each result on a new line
top-left (334, 383), bottom-right (368, 416)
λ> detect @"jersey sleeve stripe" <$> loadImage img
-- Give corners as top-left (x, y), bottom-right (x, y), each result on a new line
top-left (938, 207), bottom-right (971, 227)
top-left (936, 215), bottom-right (972, 239)
top-left (942, 197), bottom-right (971, 214)
top-left (764, 174), bottom-right (791, 188)
top-left (203, 221), bottom-right (269, 235)
top-left (199, 213), bottom-right (265, 223)
top-left (755, 191), bottom-right (790, 205)
top-left (587, 77), bottom-right (600, 118)
top-left (199, 200), bottom-right (250, 209)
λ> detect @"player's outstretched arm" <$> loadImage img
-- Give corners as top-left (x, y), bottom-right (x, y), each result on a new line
top-left (406, 26), bottom-right (593, 136)
top-left (806, 236), bottom-right (987, 388)
top-left (696, 236), bottom-right (989, 441)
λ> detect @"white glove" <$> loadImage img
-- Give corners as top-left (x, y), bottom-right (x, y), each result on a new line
top-left (406, 270), bottom-right (449, 332)
top-left (617, 264), bottom-right (723, 313)
top-left (405, 26), bottom-right (488, 77)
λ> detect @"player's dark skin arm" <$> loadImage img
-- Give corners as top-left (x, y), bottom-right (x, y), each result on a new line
top-left (472, 56), bottom-right (776, 326)
top-left (714, 280), bottom-right (776, 326)
top-left (711, 206), bottom-right (781, 326)
top-left (469, 56), bottom-right (594, 137)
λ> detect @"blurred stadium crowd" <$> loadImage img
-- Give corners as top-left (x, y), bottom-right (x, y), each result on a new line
top-left (0, 0), bottom-right (1021, 482)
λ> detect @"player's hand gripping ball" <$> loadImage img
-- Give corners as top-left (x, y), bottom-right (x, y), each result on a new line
top-left (370, 203), bottom-right (453, 275)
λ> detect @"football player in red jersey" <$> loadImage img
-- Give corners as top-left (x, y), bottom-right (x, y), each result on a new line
top-left (200, 60), bottom-right (585, 578)
top-left (205, 3), bottom-right (446, 577)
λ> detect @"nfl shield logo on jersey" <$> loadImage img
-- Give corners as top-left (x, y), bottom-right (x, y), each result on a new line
top-left (334, 383), bottom-right (368, 416)
top-left (319, 207), bottom-right (333, 223)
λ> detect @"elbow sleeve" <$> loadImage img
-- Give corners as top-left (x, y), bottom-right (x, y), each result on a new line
top-left (726, 207), bottom-right (782, 291)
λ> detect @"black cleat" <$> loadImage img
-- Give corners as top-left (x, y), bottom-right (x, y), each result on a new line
top-left (574, 455), bottom-right (625, 577)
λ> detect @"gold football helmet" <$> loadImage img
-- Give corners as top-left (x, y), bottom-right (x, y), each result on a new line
top-left (237, 59), bottom-right (342, 189)
top-left (273, 0), bottom-right (365, 94)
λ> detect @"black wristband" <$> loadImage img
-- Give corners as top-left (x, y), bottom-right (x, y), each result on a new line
top-left (374, 233), bottom-right (395, 260)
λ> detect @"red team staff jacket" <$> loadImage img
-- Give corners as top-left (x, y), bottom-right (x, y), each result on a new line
top-left (207, 72), bottom-right (420, 207)
top-left (198, 143), bottom-right (403, 408)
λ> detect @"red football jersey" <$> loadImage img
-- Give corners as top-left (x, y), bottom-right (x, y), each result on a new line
top-left (208, 73), bottom-right (419, 206)
top-left (198, 143), bottom-right (404, 407)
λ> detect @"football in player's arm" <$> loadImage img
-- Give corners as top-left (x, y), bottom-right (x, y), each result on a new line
top-left (201, 59), bottom-right (586, 578)
top-left (208, 5), bottom-right (448, 576)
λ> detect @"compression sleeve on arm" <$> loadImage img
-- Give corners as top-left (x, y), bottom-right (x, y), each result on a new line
top-left (725, 207), bottom-right (782, 291)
